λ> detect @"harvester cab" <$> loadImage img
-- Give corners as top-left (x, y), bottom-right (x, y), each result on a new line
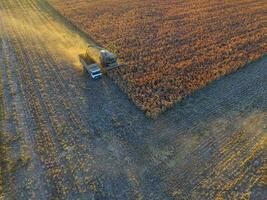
top-left (100, 50), bottom-right (118, 69)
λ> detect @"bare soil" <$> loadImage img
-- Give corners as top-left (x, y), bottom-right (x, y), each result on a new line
top-left (0, 0), bottom-right (266, 199)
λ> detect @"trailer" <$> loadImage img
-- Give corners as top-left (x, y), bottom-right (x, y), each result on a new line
top-left (79, 54), bottom-right (102, 79)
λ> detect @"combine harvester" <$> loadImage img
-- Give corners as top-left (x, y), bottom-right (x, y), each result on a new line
top-left (79, 45), bottom-right (119, 79)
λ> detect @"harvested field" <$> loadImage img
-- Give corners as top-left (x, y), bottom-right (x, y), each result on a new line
top-left (50, 0), bottom-right (267, 116)
top-left (0, 0), bottom-right (267, 199)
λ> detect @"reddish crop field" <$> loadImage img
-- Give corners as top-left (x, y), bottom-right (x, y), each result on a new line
top-left (50, 0), bottom-right (267, 116)
top-left (1, 0), bottom-right (267, 199)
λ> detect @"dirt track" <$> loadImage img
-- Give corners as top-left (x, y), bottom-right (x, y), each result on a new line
top-left (0, 0), bottom-right (266, 199)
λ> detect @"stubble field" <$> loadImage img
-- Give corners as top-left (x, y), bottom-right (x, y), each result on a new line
top-left (50, 0), bottom-right (267, 116)
top-left (0, 0), bottom-right (266, 199)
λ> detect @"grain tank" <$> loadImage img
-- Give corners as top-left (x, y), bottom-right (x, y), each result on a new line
top-left (82, 45), bottom-right (118, 71)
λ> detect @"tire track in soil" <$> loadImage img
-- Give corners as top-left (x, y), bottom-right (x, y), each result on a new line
top-left (0, 3), bottom-right (48, 199)
top-left (1, 0), bottom-right (267, 199)
top-left (1, 0), bottom-right (72, 198)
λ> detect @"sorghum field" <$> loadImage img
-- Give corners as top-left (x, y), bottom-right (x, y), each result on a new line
top-left (1, 0), bottom-right (266, 199)
top-left (50, 0), bottom-right (267, 116)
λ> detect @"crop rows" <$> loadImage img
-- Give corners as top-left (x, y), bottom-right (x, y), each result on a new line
top-left (0, 10), bottom-right (32, 200)
top-left (173, 126), bottom-right (266, 199)
top-left (1, 0), bottom-right (156, 198)
top-left (0, 0), bottom-right (110, 198)
top-left (1, 0), bottom-right (266, 199)
top-left (50, 0), bottom-right (267, 116)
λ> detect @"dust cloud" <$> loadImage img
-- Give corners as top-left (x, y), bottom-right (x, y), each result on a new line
top-left (0, 9), bottom-right (88, 68)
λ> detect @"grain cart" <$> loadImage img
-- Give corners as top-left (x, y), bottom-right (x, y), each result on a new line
top-left (79, 54), bottom-right (102, 79)
top-left (85, 63), bottom-right (102, 79)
